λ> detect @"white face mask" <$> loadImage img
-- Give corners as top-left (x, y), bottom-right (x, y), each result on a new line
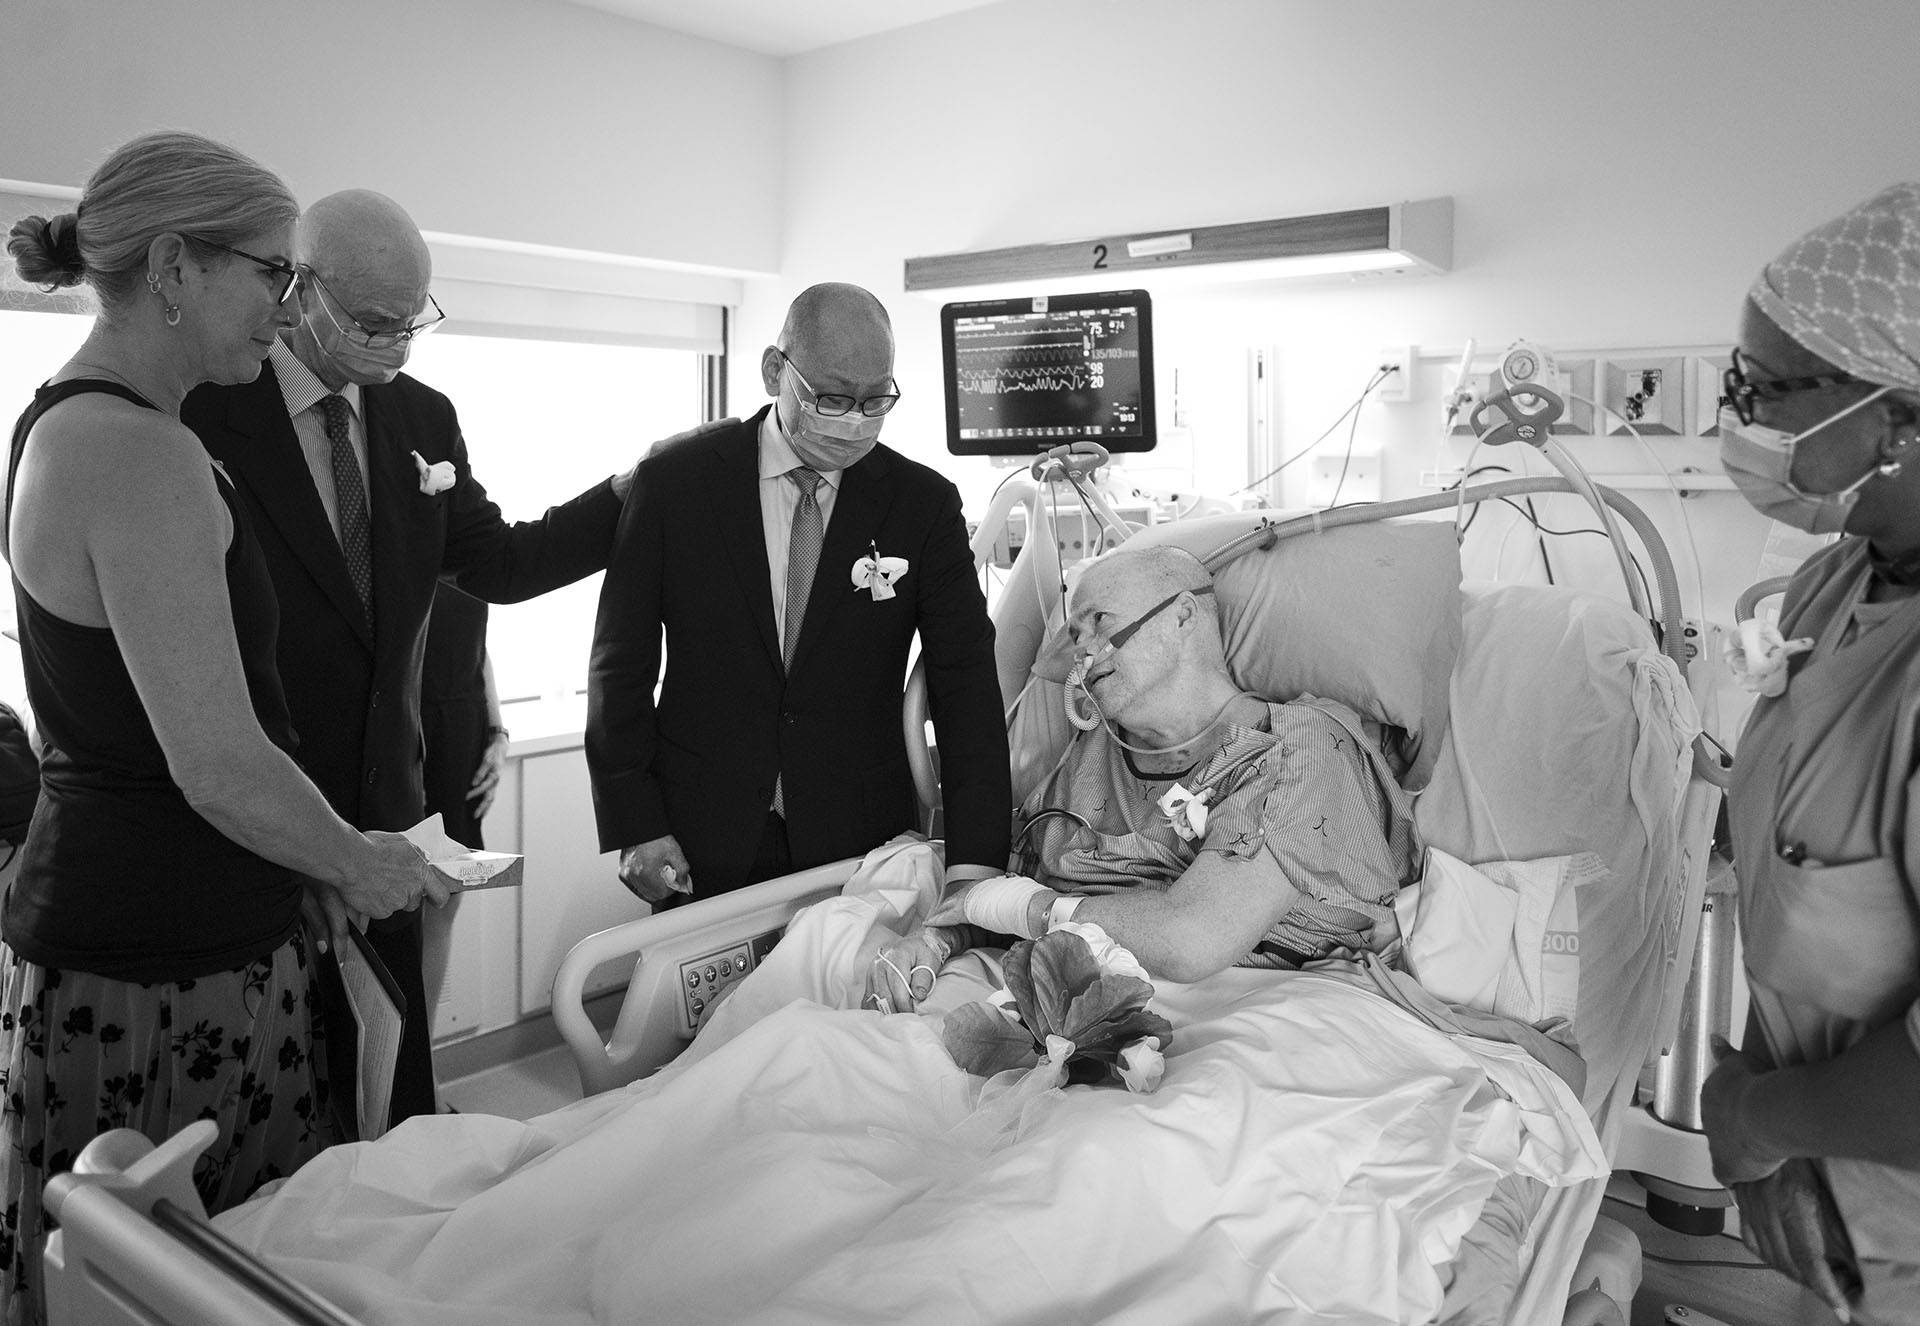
top-left (778, 392), bottom-right (884, 471)
top-left (1717, 387), bottom-right (1892, 535)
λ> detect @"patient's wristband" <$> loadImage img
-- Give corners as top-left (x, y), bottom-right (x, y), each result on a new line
top-left (961, 874), bottom-right (1057, 940)
top-left (1047, 894), bottom-right (1084, 931)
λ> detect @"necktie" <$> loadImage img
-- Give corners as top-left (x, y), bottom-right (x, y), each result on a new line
top-left (773, 467), bottom-right (823, 818)
top-left (319, 394), bottom-right (374, 630)
top-left (782, 467), bottom-right (823, 669)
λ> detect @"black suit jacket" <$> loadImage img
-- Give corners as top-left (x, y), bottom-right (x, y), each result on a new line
top-left (587, 408), bottom-right (1010, 893)
top-left (185, 360), bottom-right (623, 831)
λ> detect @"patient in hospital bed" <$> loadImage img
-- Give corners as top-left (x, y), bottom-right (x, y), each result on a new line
top-left (197, 540), bottom-right (1633, 1326)
top-left (868, 543), bottom-right (1420, 1013)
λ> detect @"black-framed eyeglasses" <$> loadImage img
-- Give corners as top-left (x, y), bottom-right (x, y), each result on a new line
top-left (303, 267), bottom-right (446, 348)
top-left (192, 237), bottom-right (301, 305)
top-left (776, 348), bottom-right (899, 418)
top-left (1721, 346), bottom-right (1864, 427)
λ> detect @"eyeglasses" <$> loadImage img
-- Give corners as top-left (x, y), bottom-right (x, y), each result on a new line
top-left (192, 237), bottom-right (301, 305)
top-left (1722, 346), bottom-right (1864, 426)
top-left (303, 268), bottom-right (446, 348)
top-left (777, 349), bottom-right (899, 418)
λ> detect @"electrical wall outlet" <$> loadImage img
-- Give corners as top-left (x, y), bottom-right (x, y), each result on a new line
top-left (1308, 450), bottom-right (1381, 506)
top-left (1601, 356), bottom-right (1686, 435)
top-left (1374, 346), bottom-right (1414, 403)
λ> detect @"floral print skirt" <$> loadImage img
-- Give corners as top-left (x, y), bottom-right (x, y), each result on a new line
top-left (0, 930), bottom-right (337, 1325)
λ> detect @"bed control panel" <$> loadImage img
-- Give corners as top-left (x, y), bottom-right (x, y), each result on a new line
top-left (677, 928), bottom-right (783, 1038)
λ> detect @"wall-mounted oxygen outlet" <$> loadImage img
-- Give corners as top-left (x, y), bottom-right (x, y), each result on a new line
top-left (1602, 356), bottom-right (1686, 435)
top-left (1374, 346), bottom-right (1414, 403)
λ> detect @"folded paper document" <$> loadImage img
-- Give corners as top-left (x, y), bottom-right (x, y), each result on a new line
top-left (402, 813), bottom-right (524, 889)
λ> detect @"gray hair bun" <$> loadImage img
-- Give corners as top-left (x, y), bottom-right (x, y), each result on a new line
top-left (7, 212), bottom-right (87, 289)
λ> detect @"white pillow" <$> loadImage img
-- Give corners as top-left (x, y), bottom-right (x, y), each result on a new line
top-left (1398, 847), bottom-right (1595, 1025)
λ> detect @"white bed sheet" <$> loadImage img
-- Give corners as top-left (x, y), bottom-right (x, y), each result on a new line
top-left (216, 845), bottom-right (1604, 1326)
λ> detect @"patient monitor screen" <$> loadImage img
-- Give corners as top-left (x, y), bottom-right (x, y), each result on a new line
top-left (941, 289), bottom-right (1156, 455)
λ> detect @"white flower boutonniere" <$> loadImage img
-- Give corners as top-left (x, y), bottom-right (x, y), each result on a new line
top-left (410, 450), bottom-right (456, 496)
top-left (851, 543), bottom-right (909, 601)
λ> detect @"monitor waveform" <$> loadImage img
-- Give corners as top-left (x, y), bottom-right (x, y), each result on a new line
top-left (959, 363), bottom-right (1098, 395)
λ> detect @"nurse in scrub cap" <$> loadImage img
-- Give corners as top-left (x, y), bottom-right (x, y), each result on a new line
top-left (1702, 182), bottom-right (1920, 1325)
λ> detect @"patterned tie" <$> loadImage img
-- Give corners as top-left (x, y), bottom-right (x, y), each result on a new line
top-left (319, 394), bottom-right (374, 630)
top-left (782, 467), bottom-right (824, 669)
top-left (772, 467), bottom-right (823, 817)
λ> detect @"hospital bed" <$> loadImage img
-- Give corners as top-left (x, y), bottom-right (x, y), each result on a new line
top-left (40, 460), bottom-right (1720, 1326)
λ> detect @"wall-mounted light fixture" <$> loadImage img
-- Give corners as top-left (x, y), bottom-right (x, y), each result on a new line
top-left (904, 197), bottom-right (1451, 295)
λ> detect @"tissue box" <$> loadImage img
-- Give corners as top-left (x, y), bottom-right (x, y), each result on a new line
top-left (429, 850), bottom-right (523, 890)
top-left (403, 813), bottom-right (525, 891)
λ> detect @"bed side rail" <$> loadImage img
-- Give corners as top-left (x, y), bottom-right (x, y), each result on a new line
top-left (43, 1122), bottom-right (360, 1326)
top-left (552, 858), bottom-right (860, 1095)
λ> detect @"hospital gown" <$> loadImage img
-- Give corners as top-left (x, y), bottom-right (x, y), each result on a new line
top-left (1018, 697), bottom-right (1418, 965)
top-left (1728, 537), bottom-right (1920, 1319)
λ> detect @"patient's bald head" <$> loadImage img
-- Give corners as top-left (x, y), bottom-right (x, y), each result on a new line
top-left (1077, 546), bottom-right (1217, 618)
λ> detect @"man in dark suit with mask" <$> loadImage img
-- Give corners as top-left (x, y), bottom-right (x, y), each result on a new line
top-left (588, 282), bottom-right (1010, 909)
top-left (184, 189), bottom-right (712, 1134)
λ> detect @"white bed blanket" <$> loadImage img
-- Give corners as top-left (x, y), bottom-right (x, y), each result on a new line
top-left (218, 847), bottom-right (1604, 1325)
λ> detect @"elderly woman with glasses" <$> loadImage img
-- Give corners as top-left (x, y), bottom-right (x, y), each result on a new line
top-left (1, 131), bottom-right (449, 1324)
top-left (1700, 182), bottom-right (1920, 1325)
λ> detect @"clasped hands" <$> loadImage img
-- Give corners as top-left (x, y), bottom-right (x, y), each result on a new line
top-left (864, 925), bottom-right (956, 1015)
top-left (863, 874), bottom-right (1068, 1015)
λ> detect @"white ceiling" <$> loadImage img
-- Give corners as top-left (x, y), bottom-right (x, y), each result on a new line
top-left (560, 0), bottom-right (1006, 57)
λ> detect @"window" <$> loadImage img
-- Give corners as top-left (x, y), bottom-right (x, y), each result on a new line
top-left (0, 310), bottom-right (93, 714)
top-left (402, 332), bottom-right (704, 710)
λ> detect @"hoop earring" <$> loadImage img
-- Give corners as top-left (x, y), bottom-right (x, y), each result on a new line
top-left (164, 303), bottom-right (181, 328)
top-left (146, 272), bottom-right (161, 295)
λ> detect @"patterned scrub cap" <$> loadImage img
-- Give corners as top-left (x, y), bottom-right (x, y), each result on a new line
top-left (1749, 181), bottom-right (1920, 394)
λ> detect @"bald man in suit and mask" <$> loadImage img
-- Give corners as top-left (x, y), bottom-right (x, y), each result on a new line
top-left (588, 282), bottom-right (1011, 909)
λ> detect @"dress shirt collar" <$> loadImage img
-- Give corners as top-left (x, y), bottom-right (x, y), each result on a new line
top-left (271, 337), bottom-right (362, 422)
top-left (757, 404), bottom-right (843, 491)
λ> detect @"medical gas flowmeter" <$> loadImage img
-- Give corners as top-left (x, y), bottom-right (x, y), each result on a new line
top-left (1467, 339), bottom-right (1566, 447)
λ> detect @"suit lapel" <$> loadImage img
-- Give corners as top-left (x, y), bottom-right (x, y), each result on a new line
top-left (219, 363), bottom-right (374, 652)
top-left (711, 412), bottom-right (781, 670)
top-left (361, 385), bottom-right (415, 655)
top-left (791, 446), bottom-right (893, 674)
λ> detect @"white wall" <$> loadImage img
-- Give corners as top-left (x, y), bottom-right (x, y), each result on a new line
top-left (748, 0), bottom-right (1920, 644)
top-left (2, 0), bottom-right (784, 271)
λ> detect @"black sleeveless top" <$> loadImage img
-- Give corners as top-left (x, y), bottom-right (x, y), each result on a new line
top-left (2, 379), bottom-right (302, 980)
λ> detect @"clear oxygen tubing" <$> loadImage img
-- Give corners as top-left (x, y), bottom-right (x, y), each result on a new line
top-left (1193, 477), bottom-right (1730, 789)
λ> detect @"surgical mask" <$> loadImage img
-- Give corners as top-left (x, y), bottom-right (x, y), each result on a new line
top-left (1717, 387), bottom-right (1893, 535)
top-left (309, 312), bottom-right (412, 385)
top-left (778, 394), bottom-right (884, 470)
